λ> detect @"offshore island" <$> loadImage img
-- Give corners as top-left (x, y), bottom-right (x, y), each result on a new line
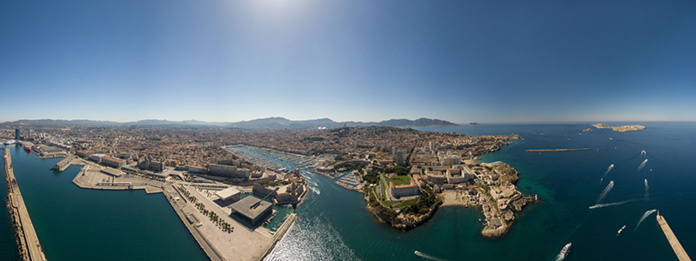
top-left (592, 123), bottom-right (646, 132)
top-left (1, 117), bottom-right (533, 260)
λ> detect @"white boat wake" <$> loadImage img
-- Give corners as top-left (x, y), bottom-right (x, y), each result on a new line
top-left (637, 159), bottom-right (648, 172)
top-left (588, 199), bottom-right (638, 209)
top-left (635, 209), bottom-right (657, 231)
top-left (600, 164), bottom-right (614, 184)
top-left (595, 181), bottom-right (614, 205)
top-left (414, 250), bottom-right (445, 261)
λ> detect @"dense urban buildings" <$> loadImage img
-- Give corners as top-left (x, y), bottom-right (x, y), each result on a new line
top-left (1, 121), bottom-right (526, 233)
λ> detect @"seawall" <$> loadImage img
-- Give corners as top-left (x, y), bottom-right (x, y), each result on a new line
top-left (262, 213), bottom-right (297, 260)
top-left (3, 147), bottom-right (47, 261)
top-left (656, 214), bottom-right (692, 261)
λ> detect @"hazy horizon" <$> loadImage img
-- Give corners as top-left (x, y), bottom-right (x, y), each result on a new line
top-left (1, 0), bottom-right (694, 123)
top-left (2, 116), bottom-right (693, 126)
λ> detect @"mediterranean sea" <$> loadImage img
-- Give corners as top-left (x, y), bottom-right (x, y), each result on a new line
top-left (266, 122), bottom-right (696, 260)
top-left (2, 122), bottom-right (695, 260)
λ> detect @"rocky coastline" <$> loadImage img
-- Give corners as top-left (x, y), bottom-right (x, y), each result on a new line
top-left (365, 192), bottom-right (442, 231)
top-left (592, 123), bottom-right (645, 132)
top-left (362, 160), bottom-right (533, 237)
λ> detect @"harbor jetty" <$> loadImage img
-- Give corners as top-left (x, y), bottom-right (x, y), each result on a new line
top-left (656, 213), bottom-right (692, 261)
top-left (3, 148), bottom-right (47, 261)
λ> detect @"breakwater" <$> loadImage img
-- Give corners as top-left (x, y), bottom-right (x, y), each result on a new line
top-left (657, 213), bottom-right (692, 261)
top-left (3, 148), bottom-right (46, 261)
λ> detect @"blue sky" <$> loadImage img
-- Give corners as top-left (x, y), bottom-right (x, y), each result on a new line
top-left (1, 0), bottom-right (694, 123)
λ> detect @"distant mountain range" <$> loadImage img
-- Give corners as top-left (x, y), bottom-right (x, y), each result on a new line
top-left (2, 117), bottom-right (458, 129)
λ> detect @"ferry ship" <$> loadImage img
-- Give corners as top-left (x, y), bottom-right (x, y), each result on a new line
top-left (21, 142), bottom-right (34, 151)
top-left (560, 243), bottom-right (571, 258)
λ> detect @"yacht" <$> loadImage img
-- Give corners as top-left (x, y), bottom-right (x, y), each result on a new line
top-left (617, 225), bottom-right (626, 235)
top-left (560, 243), bottom-right (571, 258)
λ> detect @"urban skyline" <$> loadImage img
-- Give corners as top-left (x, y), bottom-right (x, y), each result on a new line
top-left (1, 0), bottom-right (695, 123)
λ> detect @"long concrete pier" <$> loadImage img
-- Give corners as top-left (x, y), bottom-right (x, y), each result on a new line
top-left (657, 213), bottom-right (692, 261)
top-left (3, 148), bottom-right (47, 261)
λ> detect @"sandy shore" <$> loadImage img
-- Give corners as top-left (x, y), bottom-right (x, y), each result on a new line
top-left (440, 190), bottom-right (469, 207)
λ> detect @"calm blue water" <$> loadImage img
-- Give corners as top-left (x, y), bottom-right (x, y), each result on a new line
top-left (1, 145), bottom-right (208, 261)
top-left (267, 122), bottom-right (696, 260)
top-left (0, 149), bottom-right (20, 260)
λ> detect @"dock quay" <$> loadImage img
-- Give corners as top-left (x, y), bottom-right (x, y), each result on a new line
top-left (71, 161), bottom-right (294, 261)
top-left (3, 147), bottom-right (47, 261)
top-left (657, 213), bottom-right (692, 261)
top-left (334, 171), bottom-right (364, 192)
top-left (526, 148), bottom-right (590, 152)
top-left (262, 213), bottom-right (296, 260)
top-left (167, 185), bottom-right (225, 261)
top-left (71, 163), bottom-right (163, 194)
top-left (50, 155), bottom-right (76, 171)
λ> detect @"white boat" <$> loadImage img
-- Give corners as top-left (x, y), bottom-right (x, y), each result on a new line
top-left (617, 225), bottom-right (626, 235)
top-left (4, 140), bottom-right (16, 145)
top-left (560, 243), bottom-right (571, 258)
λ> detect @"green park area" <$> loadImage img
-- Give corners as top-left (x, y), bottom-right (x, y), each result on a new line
top-left (387, 174), bottom-right (412, 186)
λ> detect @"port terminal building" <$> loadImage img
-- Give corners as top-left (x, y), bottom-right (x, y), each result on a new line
top-left (230, 196), bottom-right (272, 227)
top-left (215, 187), bottom-right (241, 202)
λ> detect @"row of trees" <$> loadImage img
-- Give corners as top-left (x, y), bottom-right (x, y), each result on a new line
top-left (181, 185), bottom-right (233, 233)
top-left (179, 185), bottom-right (192, 199)
top-left (195, 201), bottom-right (233, 233)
